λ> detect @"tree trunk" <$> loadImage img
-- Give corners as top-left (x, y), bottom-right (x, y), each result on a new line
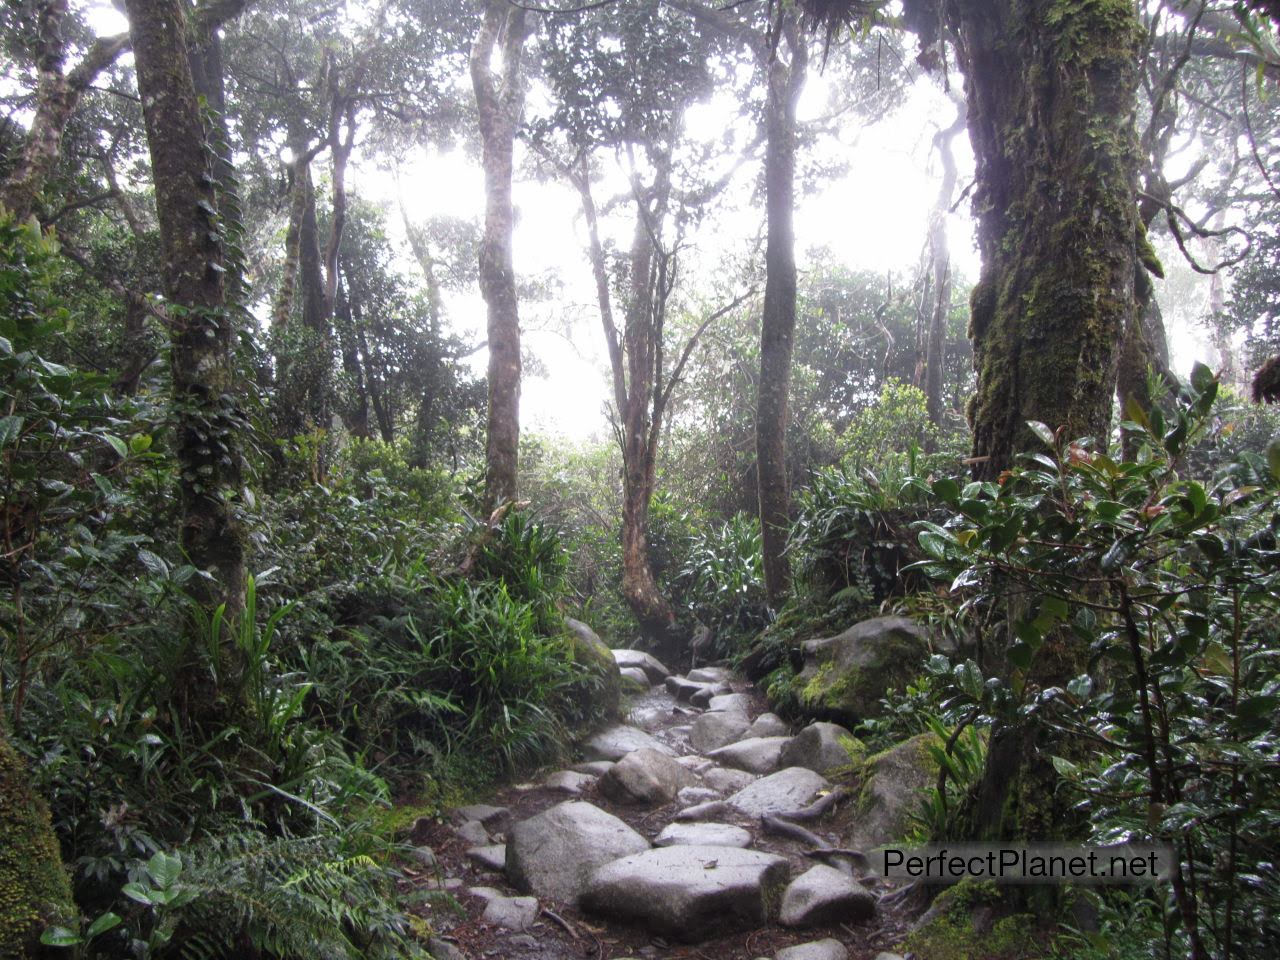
top-left (924, 99), bottom-right (965, 434)
top-left (1, 1), bottom-right (128, 222)
top-left (125, 0), bottom-right (246, 624)
top-left (471, 0), bottom-right (529, 512)
top-left (952, 0), bottom-right (1143, 480)
top-left (942, 0), bottom-right (1143, 851)
top-left (756, 18), bottom-right (807, 607)
top-left (0, 723), bottom-right (76, 958)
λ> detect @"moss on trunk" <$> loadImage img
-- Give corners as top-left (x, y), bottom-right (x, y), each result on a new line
top-left (0, 734), bottom-right (74, 959)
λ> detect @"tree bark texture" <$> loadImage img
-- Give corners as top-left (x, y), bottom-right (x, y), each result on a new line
top-left (125, 0), bottom-right (246, 619)
top-left (948, 0), bottom-right (1144, 479)
top-left (756, 18), bottom-right (808, 607)
top-left (924, 99), bottom-right (966, 433)
top-left (471, 0), bottom-right (529, 511)
top-left (1, 1), bottom-right (129, 221)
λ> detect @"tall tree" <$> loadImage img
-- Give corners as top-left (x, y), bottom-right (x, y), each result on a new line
top-left (756, 14), bottom-right (809, 606)
top-left (124, 0), bottom-right (247, 626)
top-left (922, 95), bottom-right (965, 434)
top-left (471, 0), bottom-right (530, 511)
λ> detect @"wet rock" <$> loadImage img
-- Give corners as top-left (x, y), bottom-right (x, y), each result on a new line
top-left (566, 618), bottom-right (622, 720)
top-left (797, 616), bottom-right (928, 722)
top-left (665, 676), bottom-right (714, 703)
top-left (428, 936), bottom-right (467, 960)
top-left (778, 864), bottom-right (876, 927)
top-left (774, 939), bottom-right (848, 960)
top-left (505, 800), bottom-right (650, 905)
top-left (612, 649), bottom-right (672, 684)
top-left (704, 766), bottom-right (757, 793)
top-left (482, 894), bottom-right (539, 931)
top-left (779, 722), bottom-right (865, 776)
top-left (708, 736), bottom-right (793, 774)
top-left (466, 844), bottom-right (507, 871)
top-left (580, 845), bottom-right (791, 941)
top-left (675, 754), bottom-right (715, 775)
top-left (655, 822), bottom-right (752, 848)
top-left (707, 693), bottom-right (752, 716)
top-left (411, 845), bottom-right (437, 869)
top-left (728, 767), bottom-right (831, 817)
top-left (455, 819), bottom-right (490, 846)
top-left (456, 804), bottom-right (510, 829)
top-left (544, 770), bottom-right (598, 796)
top-left (676, 786), bottom-right (722, 806)
top-left (599, 748), bottom-right (694, 805)
top-left (582, 724), bottom-right (674, 761)
top-left (691, 682), bottom-right (733, 708)
top-left (619, 666), bottom-right (651, 690)
top-left (687, 666), bottom-right (732, 684)
top-left (690, 711), bottom-right (752, 752)
top-left (572, 760), bottom-right (614, 777)
top-left (844, 733), bottom-right (940, 852)
top-left (748, 713), bottom-right (790, 738)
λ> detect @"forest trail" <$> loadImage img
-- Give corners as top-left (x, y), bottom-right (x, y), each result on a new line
top-left (405, 653), bottom-right (911, 960)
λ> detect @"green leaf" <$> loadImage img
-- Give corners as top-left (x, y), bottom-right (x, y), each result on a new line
top-left (39, 927), bottom-right (83, 947)
top-left (1051, 755), bottom-right (1080, 778)
top-left (146, 851), bottom-right (182, 889)
top-left (1267, 439), bottom-right (1280, 481)
top-left (104, 434), bottom-right (128, 458)
top-left (137, 549), bottom-right (168, 577)
top-left (1026, 420), bottom-right (1056, 448)
top-left (129, 433), bottom-right (153, 454)
top-left (86, 912), bottom-right (123, 938)
top-left (122, 882), bottom-right (154, 906)
top-left (1008, 641), bottom-right (1034, 671)
top-left (0, 415), bottom-right (23, 448)
top-left (932, 478), bottom-right (960, 504)
top-left (1190, 361), bottom-right (1215, 393)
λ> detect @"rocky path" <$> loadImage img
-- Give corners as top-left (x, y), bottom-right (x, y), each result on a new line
top-left (404, 647), bottom-right (911, 960)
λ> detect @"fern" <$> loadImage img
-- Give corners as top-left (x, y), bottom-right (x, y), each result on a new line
top-left (146, 832), bottom-right (426, 960)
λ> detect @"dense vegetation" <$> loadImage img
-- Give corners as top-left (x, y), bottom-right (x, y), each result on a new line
top-left (2, 0), bottom-right (1279, 958)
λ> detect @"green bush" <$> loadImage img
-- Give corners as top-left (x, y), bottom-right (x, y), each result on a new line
top-left (669, 512), bottom-right (769, 654)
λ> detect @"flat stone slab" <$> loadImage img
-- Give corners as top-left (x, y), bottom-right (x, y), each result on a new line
top-left (582, 724), bottom-right (675, 761)
top-left (505, 801), bottom-right (650, 906)
top-left (775, 939), bottom-right (849, 960)
top-left (728, 767), bottom-right (831, 817)
top-left (455, 819), bottom-right (490, 845)
top-left (709, 736), bottom-right (793, 774)
top-left (665, 676), bottom-right (715, 703)
top-left (482, 894), bottom-right (539, 931)
top-left (581, 845), bottom-right (791, 942)
top-left (704, 766), bottom-right (757, 793)
top-left (655, 822), bottom-right (752, 848)
top-left (544, 770), bottom-right (598, 796)
top-left (687, 666), bottom-right (732, 684)
top-left (707, 693), bottom-right (752, 716)
top-left (677, 786), bottom-right (722, 806)
top-left (690, 711), bottom-right (752, 752)
top-left (456, 804), bottom-right (509, 827)
top-left (779, 864), bottom-right (876, 927)
top-left (676, 800), bottom-right (733, 822)
top-left (466, 844), bottom-right (507, 871)
top-left (748, 713), bottom-right (790, 738)
top-left (599, 748), bottom-right (694, 805)
top-left (691, 682), bottom-right (733, 708)
top-left (612, 649), bottom-right (672, 684)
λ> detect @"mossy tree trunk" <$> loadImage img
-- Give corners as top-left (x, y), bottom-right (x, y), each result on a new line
top-left (939, 0), bottom-right (1144, 847)
top-left (757, 15), bottom-right (808, 608)
top-left (125, 0), bottom-right (248, 715)
top-left (948, 0), bottom-right (1143, 479)
top-left (0, 723), bottom-right (75, 958)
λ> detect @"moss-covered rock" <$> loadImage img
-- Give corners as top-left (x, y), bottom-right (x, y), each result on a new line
top-left (903, 879), bottom-right (1044, 960)
top-left (841, 732), bottom-right (941, 852)
top-left (794, 616), bottom-right (929, 723)
top-left (1, 733), bottom-right (75, 959)
top-left (564, 618), bottom-right (622, 723)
